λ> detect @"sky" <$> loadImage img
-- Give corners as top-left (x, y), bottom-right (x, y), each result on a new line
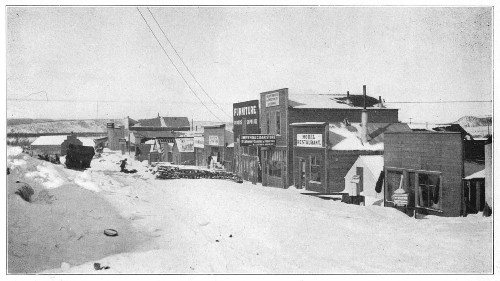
top-left (6, 6), bottom-right (493, 123)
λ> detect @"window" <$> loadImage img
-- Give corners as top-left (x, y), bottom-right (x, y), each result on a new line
top-left (309, 156), bottom-right (321, 184)
top-left (276, 111), bottom-right (281, 135)
top-left (269, 150), bottom-right (285, 178)
top-left (416, 173), bottom-right (441, 210)
top-left (267, 112), bottom-right (272, 134)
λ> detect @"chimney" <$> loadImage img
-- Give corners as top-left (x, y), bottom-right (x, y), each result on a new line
top-left (360, 85), bottom-right (368, 143)
top-left (346, 91), bottom-right (352, 105)
top-left (378, 96), bottom-right (383, 108)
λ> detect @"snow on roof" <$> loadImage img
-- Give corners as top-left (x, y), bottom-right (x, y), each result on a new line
top-left (358, 155), bottom-right (384, 178)
top-left (31, 135), bottom-right (69, 146)
top-left (289, 94), bottom-right (393, 110)
top-left (464, 169), bottom-right (485, 180)
top-left (78, 137), bottom-right (96, 147)
top-left (329, 122), bottom-right (411, 151)
top-left (145, 140), bottom-right (155, 145)
top-left (290, 122), bottom-right (327, 126)
top-left (227, 143), bottom-right (234, 148)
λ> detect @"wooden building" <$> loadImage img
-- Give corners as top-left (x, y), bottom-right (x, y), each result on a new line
top-left (31, 135), bottom-right (83, 156)
top-left (259, 87), bottom-right (400, 189)
top-left (290, 121), bottom-right (410, 195)
top-left (203, 124), bottom-right (233, 169)
top-left (383, 131), bottom-right (464, 217)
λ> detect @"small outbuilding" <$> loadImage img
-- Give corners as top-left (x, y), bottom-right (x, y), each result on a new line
top-left (172, 137), bottom-right (195, 165)
top-left (31, 135), bottom-right (83, 156)
top-left (344, 155), bottom-right (384, 205)
top-left (463, 169), bottom-right (485, 214)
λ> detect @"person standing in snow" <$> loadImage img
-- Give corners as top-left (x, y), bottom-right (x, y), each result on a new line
top-left (207, 155), bottom-right (212, 169)
top-left (120, 158), bottom-right (127, 172)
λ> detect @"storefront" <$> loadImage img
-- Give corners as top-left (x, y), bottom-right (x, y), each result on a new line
top-left (203, 124), bottom-right (233, 169)
top-left (384, 131), bottom-right (464, 217)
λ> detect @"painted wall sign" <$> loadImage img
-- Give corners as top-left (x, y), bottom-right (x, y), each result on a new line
top-left (176, 138), bottom-right (194, 153)
top-left (157, 137), bottom-right (175, 143)
top-left (233, 100), bottom-right (260, 142)
top-left (265, 92), bottom-right (280, 107)
top-left (194, 136), bottom-right (204, 148)
top-left (296, 134), bottom-right (323, 147)
top-left (240, 134), bottom-right (276, 146)
top-left (209, 135), bottom-right (220, 146)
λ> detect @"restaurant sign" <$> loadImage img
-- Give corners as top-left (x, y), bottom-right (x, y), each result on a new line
top-left (239, 134), bottom-right (276, 146)
top-left (296, 134), bottom-right (323, 147)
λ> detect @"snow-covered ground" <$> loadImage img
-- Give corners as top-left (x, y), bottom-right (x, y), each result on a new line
top-left (7, 147), bottom-right (493, 274)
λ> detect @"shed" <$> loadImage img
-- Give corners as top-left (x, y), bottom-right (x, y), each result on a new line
top-left (31, 135), bottom-right (83, 156)
top-left (344, 155), bottom-right (384, 204)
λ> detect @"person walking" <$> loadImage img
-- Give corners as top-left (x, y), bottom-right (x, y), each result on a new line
top-left (120, 158), bottom-right (127, 172)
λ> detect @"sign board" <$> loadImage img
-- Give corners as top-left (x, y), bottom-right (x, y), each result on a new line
top-left (350, 175), bottom-right (360, 184)
top-left (240, 134), bottom-right (276, 146)
top-left (296, 134), bottom-right (323, 147)
top-left (118, 138), bottom-right (127, 143)
top-left (392, 193), bottom-right (409, 207)
top-left (106, 123), bottom-right (115, 128)
top-left (208, 135), bottom-right (220, 146)
top-left (176, 138), bottom-right (194, 153)
top-left (194, 136), bottom-right (204, 148)
top-left (233, 100), bottom-right (260, 142)
top-left (265, 92), bottom-right (280, 107)
top-left (158, 137), bottom-right (175, 143)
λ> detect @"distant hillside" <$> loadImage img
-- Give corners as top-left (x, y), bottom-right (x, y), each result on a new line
top-left (7, 119), bottom-right (123, 134)
top-left (7, 118), bottom-right (54, 126)
top-left (452, 116), bottom-right (492, 127)
top-left (7, 119), bottom-right (233, 135)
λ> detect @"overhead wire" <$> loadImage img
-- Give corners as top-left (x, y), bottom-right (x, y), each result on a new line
top-left (136, 7), bottom-right (225, 122)
top-left (147, 7), bottom-right (232, 119)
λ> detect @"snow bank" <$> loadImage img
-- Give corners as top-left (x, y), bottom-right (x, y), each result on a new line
top-left (7, 146), bottom-right (23, 157)
top-left (25, 163), bottom-right (66, 189)
top-left (74, 171), bottom-right (100, 192)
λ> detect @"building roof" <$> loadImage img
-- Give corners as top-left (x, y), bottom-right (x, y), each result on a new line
top-left (329, 122), bottom-right (411, 151)
top-left (289, 94), bottom-right (392, 110)
top-left (132, 130), bottom-right (178, 139)
top-left (78, 137), bottom-right (96, 147)
top-left (464, 169), bottom-right (485, 180)
top-left (31, 135), bottom-right (69, 146)
top-left (290, 122), bottom-right (328, 126)
top-left (163, 117), bottom-right (190, 128)
top-left (132, 116), bottom-right (190, 128)
top-left (357, 155), bottom-right (384, 179)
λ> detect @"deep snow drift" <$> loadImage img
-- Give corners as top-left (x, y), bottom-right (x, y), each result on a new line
top-left (7, 147), bottom-right (493, 274)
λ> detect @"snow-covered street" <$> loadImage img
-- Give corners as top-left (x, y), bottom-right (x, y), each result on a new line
top-left (7, 148), bottom-right (492, 274)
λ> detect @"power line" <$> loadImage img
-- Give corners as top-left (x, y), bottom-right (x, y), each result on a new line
top-left (147, 7), bottom-right (231, 119)
top-left (136, 7), bottom-right (225, 122)
top-left (7, 98), bottom-right (234, 105)
top-left (385, 100), bottom-right (492, 104)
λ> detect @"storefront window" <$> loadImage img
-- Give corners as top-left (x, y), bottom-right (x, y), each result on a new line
top-left (309, 156), bottom-right (321, 184)
top-left (417, 173), bottom-right (441, 210)
top-left (269, 150), bottom-right (285, 178)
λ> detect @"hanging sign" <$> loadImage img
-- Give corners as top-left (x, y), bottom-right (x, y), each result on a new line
top-left (296, 134), bottom-right (323, 147)
top-left (265, 92), bottom-right (280, 107)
